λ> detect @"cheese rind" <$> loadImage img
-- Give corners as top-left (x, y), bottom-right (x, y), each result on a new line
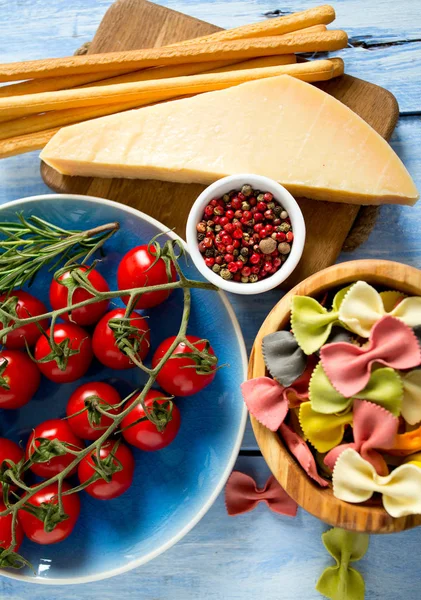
top-left (41, 75), bottom-right (419, 206)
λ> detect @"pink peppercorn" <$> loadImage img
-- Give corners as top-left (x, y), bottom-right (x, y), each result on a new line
top-left (221, 234), bottom-right (232, 246)
top-left (250, 253), bottom-right (261, 264)
top-left (198, 185), bottom-right (293, 284)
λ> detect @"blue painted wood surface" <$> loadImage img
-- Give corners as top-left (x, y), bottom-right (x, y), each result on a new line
top-left (0, 0), bottom-right (421, 597)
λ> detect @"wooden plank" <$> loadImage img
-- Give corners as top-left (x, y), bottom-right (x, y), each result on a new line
top-left (1, 1), bottom-right (421, 598)
top-left (3, 456), bottom-right (421, 599)
top-left (40, 0), bottom-right (400, 290)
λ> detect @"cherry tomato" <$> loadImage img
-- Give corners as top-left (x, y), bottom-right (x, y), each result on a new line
top-left (92, 308), bottom-right (150, 370)
top-left (0, 438), bottom-right (24, 492)
top-left (0, 290), bottom-right (48, 349)
top-left (18, 482), bottom-right (80, 545)
top-left (0, 350), bottom-right (40, 409)
top-left (66, 381), bottom-right (121, 440)
top-left (34, 323), bottom-right (93, 383)
top-left (26, 419), bottom-right (84, 478)
top-left (0, 438), bottom-right (24, 470)
top-left (77, 441), bottom-right (134, 500)
top-left (50, 266), bottom-right (109, 326)
top-left (152, 335), bottom-right (216, 396)
top-left (122, 390), bottom-right (181, 451)
top-left (117, 245), bottom-right (177, 309)
top-left (0, 502), bottom-right (24, 552)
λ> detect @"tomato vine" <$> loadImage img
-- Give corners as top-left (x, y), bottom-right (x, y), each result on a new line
top-left (0, 216), bottom-right (218, 570)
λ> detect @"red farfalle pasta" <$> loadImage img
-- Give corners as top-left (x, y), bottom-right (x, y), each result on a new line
top-left (241, 357), bottom-right (316, 431)
top-left (279, 422), bottom-right (329, 487)
top-left (320, 316), bottom-right (421, 397)
top-left (225, 471), bottom-right (297, 517)
top-left (324, 400), bottom-right (399, 475)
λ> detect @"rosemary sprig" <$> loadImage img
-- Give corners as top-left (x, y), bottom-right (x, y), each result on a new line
top-left (0, 214), bottom-right (119, 293)
top-left (0, 216), bottom-right (220, 572)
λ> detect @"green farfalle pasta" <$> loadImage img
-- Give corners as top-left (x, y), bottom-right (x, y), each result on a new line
top-left (309, 364), bottom-right (403, 416)
top-left (291, 286), bottom-right (351, 355)
top-left (316, 527), bottom-right (369, 600)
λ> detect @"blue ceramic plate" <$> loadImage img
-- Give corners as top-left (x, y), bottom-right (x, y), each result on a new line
top-left (0, 195), bottom-right (247, 585)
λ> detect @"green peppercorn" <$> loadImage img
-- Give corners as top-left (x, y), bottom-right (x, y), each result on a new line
top-left (222, 194), bottom-right (230, 203)
top-left (249, 274), bottom-right (258, 283)
top-left (233, 249), bottom-right (239, 257)
top-left (241, 184), bottom-right (253, 197)
top-left (279, 222), bottom-right (291, 233)
top-left (212, 264), bottom-right (221, 273)
top-left (257, 193), bottom-right (265, 202)
top-left (238, 255), bottom-right (247, 263)
top-left (267, 202), bottom-right (275, 210)
top-left (214, 224), bottom-right (222, 233)
top-left (240, 247), bottom-right (249, 256)
top-left (241, 276), bottom-right (249, 283)
top-left (241, 201), bottom-right (251, 211)
top-left (220, 268), bottom-right (233, 280)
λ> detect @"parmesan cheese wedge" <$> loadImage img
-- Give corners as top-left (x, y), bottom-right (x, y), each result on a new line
top-left (41, 75), bottom-right (418, 206)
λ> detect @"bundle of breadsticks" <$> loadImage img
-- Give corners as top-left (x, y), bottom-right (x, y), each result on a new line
top-left (0, 4), bottom-right (347, 159)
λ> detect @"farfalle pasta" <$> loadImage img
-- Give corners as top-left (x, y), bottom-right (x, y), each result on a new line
top-left (316, 527), bottom-right (369, 600)
top-left (332, 448), bottom-right (421, 518)
top-left (241, 279), bottom-right (421, 517)
top-left (339, 281), bottom-right (421, 337)
top-left (324, 400), bottom-right (398, 475)
top-left (309, 363), bottom-right (402, 415)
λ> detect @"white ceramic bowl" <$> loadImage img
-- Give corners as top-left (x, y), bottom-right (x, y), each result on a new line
top-left (186, 175), bottom-right (306, 295)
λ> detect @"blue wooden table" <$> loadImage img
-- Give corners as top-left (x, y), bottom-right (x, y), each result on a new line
top-left (1, 1), bottom-right (420, 598)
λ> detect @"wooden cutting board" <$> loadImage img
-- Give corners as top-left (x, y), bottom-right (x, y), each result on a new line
top-left (41, 0), bottom-right (399, 288)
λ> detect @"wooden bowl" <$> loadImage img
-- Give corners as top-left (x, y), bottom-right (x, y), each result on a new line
top-left (249, 259), bottom-right (421, 534)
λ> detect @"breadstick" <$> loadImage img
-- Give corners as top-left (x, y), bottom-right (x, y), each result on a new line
top-left (0, 56), bottom-right (298, 140)
top-left (0, 30), bottom-right (347, 82)
top-left (0, 129), bottom-right (59, 158)
top-left (0, 24), bottom-right (323, 95)
top-left (0, 69), bottom-right (136, 98)
top-left (175, 5), bottom-right (335, 45)
top-left (88, 54), bottom-right (296, 87)
top-left (0, 58), bottom-right (345, 119)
